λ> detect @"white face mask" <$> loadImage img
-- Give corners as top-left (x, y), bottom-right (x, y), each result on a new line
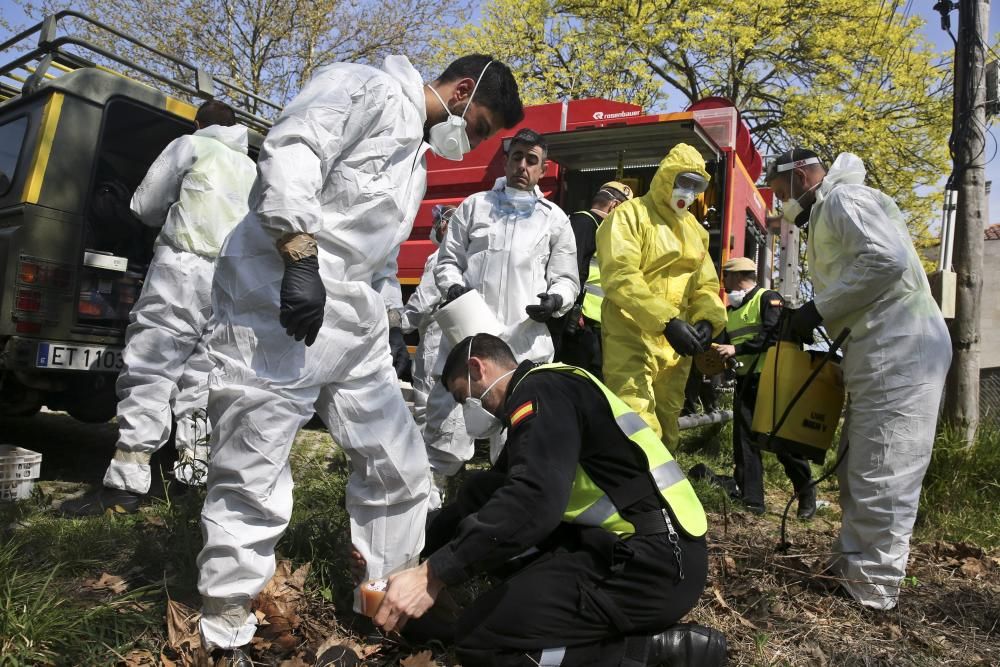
top-left (426, 62), bottom-right (493, 161)
top-left (463, 360), bottom-right (515, 439)
top-left (669, 187), bottom-right (697, 213)
top-left (727, 289), bottom-right (748, 308)
top-left (780, 178), bottom-right (819, 225)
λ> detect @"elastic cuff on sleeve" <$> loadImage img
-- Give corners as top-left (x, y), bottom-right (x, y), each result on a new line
top-left (426, 548), bottom-right (468, 587)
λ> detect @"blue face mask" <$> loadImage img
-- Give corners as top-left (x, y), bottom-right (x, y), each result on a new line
top-left (503, 186), bottom-right (537, 215)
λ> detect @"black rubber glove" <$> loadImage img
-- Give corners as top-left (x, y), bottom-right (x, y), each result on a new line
top-left (445, 284), bottom-right (471, 304)
top-left (564, 303), bottom-right (585, 335)
top-left (279, 255), bottom-right (325, 346)
top-left (388, 326), bottom-right (412, 380)
top-left (664, 318), bottom-right (704, 356)
top-left (525, 293), bottom-right (563, 322)
top-left (693, 320), bottom-right (715, 347)
top-left (789, 300), bottom-right (823, 341)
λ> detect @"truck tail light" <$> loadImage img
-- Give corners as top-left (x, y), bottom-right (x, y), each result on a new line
top-left (18, 260), bottom-right (38, 284)
top-left (17, 258), bottom-right (72, 289)
top-left (15, 288), bottom-right (42, 312)
top-left (15, 322), bottom-right (41, 334)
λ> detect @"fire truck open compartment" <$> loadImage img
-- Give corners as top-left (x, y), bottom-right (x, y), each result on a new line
top-left (542, 119), bottom-right (727, 266)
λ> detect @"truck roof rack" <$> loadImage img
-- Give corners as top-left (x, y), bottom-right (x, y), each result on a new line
top-left (0, 10), bottom-right (281, 132)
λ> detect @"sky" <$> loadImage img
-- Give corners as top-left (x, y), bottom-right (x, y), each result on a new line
top-left (1, 1), bottom-right (997, 223)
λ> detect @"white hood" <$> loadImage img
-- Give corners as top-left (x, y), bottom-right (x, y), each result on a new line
top-left (382, 55), bottom-right (427, 125)
top-left (817, 152), bottom-right (867, 202)
top-left (194, 124), bottom-right (249, 154)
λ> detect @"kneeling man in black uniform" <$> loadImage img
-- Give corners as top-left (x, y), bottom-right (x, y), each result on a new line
top-left (374, 334), bottom-right (726, 666)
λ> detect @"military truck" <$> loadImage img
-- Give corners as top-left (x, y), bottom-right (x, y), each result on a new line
top-left (0, 11), bottom-right (276, 421)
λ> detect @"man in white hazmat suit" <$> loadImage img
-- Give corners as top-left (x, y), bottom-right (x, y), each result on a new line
top-left (195, 54), bottom-right (523, 660)
top-left (402, 204), bottom-right (470, 510)
top-left (766, 148), bottom-right (951, 611)
top-left (61, 101), bottom-right (256, 517)
top-left (432, 128), bottom-right (579, 459)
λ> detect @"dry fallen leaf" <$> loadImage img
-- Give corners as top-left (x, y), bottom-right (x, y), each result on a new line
top-left (122, 648), bottom-right (157, 666)
top-left (165, 599), bottom-right (202, 655)
top-left (82, 572), bottom-right (128, 595)
top-left (252, 560), bottom-right (311, 650)
top-left (960, 557), bottom-right (987, 579)
top-left (400, 649), bottom-right (440, 667)
top-left (278, 656), bottom-right (311, 667)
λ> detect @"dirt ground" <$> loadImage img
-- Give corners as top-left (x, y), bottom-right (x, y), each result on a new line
top-left (2, 411), bottom-right (999, 666)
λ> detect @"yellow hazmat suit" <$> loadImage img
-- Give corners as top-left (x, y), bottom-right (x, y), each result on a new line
top-left (596, 143), bottom-right (726, 445)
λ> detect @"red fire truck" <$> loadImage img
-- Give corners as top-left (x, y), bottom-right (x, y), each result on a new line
top-left (399, 97), bottom-right (773, 295)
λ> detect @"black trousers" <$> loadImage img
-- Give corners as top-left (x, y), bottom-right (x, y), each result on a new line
top-left (557, 320), bottom-right (603, 380)
top-left (733, 375), bottom-right (812, 507)
top-left (426, 472), bottom-right (708, 667)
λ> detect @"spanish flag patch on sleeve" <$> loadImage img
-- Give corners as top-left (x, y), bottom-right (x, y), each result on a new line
top-left (510, 400), bottom-right (536, 427)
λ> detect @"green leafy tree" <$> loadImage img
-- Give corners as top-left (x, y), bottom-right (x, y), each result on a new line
top-left (426, 0), bottom-right (660, 108)
top-left (16, 0), bottom-right (466, 112)
top-left (440, 0), bottom-right (951, 252)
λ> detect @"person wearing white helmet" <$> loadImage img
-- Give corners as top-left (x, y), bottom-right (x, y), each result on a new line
top-left (766, 148), bottom-right (951, 611)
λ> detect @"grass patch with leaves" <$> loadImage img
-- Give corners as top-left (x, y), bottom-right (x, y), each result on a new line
top-left (917, 424), bottom-right (1000, 548)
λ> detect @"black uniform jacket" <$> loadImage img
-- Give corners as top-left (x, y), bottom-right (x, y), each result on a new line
top-left (427, 361), bottom-right (664, 586)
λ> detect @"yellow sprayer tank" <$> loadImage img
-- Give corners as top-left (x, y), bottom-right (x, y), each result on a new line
top-left (752, 341), bottom-right (846, 463)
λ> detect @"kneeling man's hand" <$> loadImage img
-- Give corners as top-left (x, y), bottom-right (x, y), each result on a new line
top-left (373, 561), bottom-right (444, 633)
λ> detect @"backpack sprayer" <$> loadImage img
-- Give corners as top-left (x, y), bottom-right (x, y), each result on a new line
top-left (748, 313), bottom-right (850, 549)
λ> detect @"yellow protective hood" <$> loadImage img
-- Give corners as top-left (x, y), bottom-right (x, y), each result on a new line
top-left (647, 143), bottom-right (711, 218)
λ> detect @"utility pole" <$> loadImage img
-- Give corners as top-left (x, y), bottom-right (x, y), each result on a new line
top-left (941, 0), bottom-right (990, 445)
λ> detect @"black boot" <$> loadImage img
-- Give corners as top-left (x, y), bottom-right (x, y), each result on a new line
top-left (648, 623), bottom-right (727, 666)
top-left (211, 647), bottom-right (253, 667)
top-left (797, 487), bottom-right (817, 520)
top-left (59, 486), bottom-right (143, 517)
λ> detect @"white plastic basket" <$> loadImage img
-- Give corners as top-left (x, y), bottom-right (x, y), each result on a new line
top-left (0, 478), bottom-right (34, 501)
top-left (0, 446), bottom-right (42, 482)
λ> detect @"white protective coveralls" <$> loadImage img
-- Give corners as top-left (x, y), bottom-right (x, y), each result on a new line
top-left (432, 177), bottom-right (579, 461)
top-left (197, 57), bottom-right (431, 649)
top-left (104, 124), bottom-right (256, 494)
top-left (402, 249), bottom-right (471, 508)
top-left (807, 153), bottom-right (952, 610)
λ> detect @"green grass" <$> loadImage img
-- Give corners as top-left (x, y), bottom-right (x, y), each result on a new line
top-left (917, 424), bottom-right (1000, 547)
top-left (1, 413), bottom-right (998, 665)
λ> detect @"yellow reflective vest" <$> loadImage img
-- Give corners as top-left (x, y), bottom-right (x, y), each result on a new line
top-left (516, 363), bottom-right (708, 538)
top-left (576, 211), bottom-right (604, 323)
top-left (726, 288), bottom-right (766, 376)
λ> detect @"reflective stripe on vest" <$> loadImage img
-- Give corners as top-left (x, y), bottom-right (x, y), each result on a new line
top-left (577, 211), bottom-right (604, 323)
top-left (726, 288), bottom-right (766, 376)
top-left (516, 363), bottom-right (708, 538)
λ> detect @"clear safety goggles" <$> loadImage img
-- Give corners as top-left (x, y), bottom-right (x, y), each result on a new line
top-left (674, 172), bottom-right (709, 194)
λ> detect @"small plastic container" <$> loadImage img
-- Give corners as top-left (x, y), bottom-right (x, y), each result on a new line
top-left (0, 446), bottom-right (42, 481)
top-left (359, 578), bottom-right (388, 618)
top-left (0, 478), bottom-right (35, 501)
